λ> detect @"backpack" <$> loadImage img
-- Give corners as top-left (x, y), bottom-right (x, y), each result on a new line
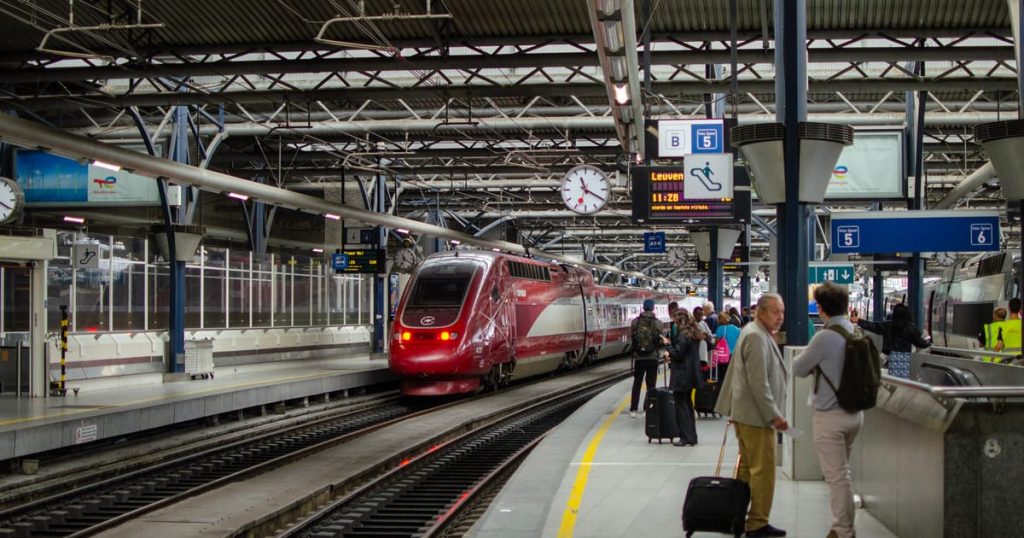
top-left (634, 315), bottom-right (659, 355)
top-left (815, 325), bottom-right (882, 413)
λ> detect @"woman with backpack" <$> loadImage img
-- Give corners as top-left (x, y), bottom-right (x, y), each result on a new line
top-left (713, 312), bottom-right (741, 383)
top-left (850, 303), bottom-right (930, 379)
top-left (667, 308), bottom-right (704, 447)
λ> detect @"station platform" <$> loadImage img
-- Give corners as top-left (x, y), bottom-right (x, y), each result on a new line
top-left (471, 378), bottom-right (900, 538)
top-left (0, 354), bottom-right (394, 462)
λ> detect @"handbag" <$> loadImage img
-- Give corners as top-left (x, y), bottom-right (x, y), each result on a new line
top-left (712, 337), bottom-right (730, 365)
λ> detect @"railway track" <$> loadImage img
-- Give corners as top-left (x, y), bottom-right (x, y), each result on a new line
top-left (280, 379), bottom-right (617, 538)
top-left (0, 399), bottom-right (436, 537)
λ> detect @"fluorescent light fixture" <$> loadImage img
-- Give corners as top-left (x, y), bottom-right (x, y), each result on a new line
top-left (311, 248), bottom-right (324, 253)
top-left (603, 20), bottom-right (623, 52)
top-left (227, 192), bottom-right (249, 201)
top-left (450, 240), bottom-right (461, 245)
top-left (324, 213), bottom-right (341, 221)
top-left (63, 216), bottom-right (85, 224)
top-left (609, 55), bottom-right (627, 82)
top-left (492, 248), bottom-right (501, 252)
top-left (92, 160), bottom-right (121, 172)
top-left (613, 84), bottom-right (630, 105)
top-left (396, 228), bottom-right (410, 234)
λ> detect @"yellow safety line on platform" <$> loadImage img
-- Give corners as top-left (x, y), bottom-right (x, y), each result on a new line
top-left (556, 394), bottom-right (629, 538)
top-left (0, 370), bottom-right (356, 427)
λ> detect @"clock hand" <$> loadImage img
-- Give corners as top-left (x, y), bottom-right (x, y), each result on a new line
top-left (586, 191), bottom-right (606, 203)
top-left (0, 200), bottom-right (11, 211)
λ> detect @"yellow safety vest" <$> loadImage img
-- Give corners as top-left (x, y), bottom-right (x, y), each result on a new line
top-left (983, 322), bottom-right (1003, 362)
top-left (999, 319), bottom-right (1023, 356)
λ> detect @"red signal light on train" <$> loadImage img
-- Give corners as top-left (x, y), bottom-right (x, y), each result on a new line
top-left (402, 331), bottom-right (411, 341)
top-left (439, 331), bottom-right (451, 341)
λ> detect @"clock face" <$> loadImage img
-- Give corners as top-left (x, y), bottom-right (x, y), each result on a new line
top-left (395, 248), bottom-right (418, 272)
top-left (667, 247), bottom-right (687, 268)
top-left (0, 178), bottom-right (24, 224)
top-left (561, 165), bottom-right (610, 215)
top-left (936, 252), bottom-right (957, 267)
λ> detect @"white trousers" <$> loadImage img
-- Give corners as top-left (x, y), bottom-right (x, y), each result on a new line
top-left (813, 408), bottom-right (864, 538)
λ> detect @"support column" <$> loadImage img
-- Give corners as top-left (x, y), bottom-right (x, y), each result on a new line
top-left (166, 106), bottom-right (190, 373)
top-left (873, 265), bottom-right (885, 321)
top-left (740, 226), bottom-right (752, 312)
top-left (373, 173), bottom-right (387, 354)
top-left (709, 228), bottom-right (722, 309)
top-left (906, 53), bottom-right (927, 324)
top-left (776, 0), bottom-right (810, 345)
top-left (30, 260), bottom-right (47, 397)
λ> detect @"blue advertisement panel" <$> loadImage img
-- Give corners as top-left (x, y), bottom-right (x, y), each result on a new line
top-left (14, 150), bottom-right (160, 206)
top-left (831, 211), bottom-right (1000, 254)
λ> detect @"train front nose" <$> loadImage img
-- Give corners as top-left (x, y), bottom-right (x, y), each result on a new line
top-left (388, 325), bottom-right (471, 376)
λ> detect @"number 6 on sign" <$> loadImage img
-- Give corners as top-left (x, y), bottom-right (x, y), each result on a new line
top-left (970, 223), bottom-right (993, 247)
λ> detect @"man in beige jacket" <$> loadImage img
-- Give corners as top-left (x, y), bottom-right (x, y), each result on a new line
top-left (714, 293), bottom-right (789, 537)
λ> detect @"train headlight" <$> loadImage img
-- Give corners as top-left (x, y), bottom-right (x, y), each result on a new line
top-left (439, 331), bottom-right (459, 341)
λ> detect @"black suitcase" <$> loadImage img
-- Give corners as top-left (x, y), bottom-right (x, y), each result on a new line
top-left (694, 381), bottom-right (720, 417)
top-left (645, 365), bottom-right (681, 443)
top-left (682, 421), bottom-right (751, 537)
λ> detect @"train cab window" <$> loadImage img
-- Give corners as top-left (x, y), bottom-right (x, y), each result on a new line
top-left (491, 286), bottom-right (500, 302)
top-left (407, 264), bottom-right (477, 308)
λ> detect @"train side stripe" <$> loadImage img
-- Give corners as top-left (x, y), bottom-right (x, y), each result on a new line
top-left (556, 394), bottom-right (629, 538)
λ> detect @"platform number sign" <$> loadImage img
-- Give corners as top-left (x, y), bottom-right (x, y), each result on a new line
top-left (643, 231), bottom-right (666, 253)
top-left (692, 125), bottom-right (722, 153)
top-left (970, 223), bottom-right (994, 247)
top-left (837, 225), bottom-right (860, 249)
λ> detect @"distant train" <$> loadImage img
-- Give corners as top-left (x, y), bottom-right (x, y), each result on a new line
top-left (388, 250), bottom-right (684, 396)
top-left (861, 252), bottom-right (1018, 351)
top-left (927, 252), bottom-right (1019, 350)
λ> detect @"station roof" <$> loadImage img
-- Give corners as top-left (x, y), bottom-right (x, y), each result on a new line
top-left (0, 0), bottom-right (1016, 283)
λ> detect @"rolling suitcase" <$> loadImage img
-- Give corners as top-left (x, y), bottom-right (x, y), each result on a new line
top-left (694, 364), bottom-right (720, 417)
top-left (645, 364), bottom-right (681, 444)
top-left (682, 421), bottom-right (750, 537)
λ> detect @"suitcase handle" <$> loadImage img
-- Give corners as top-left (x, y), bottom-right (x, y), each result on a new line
top-left (715, 420), bottom-right (741, 478)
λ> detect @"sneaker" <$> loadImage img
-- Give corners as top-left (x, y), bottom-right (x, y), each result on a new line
top-left (746, 523), bottom-right (786, 537)
top-left (629, 411), bottom-right (637, 418)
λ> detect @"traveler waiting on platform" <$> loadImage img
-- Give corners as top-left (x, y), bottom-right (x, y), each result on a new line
top-left (628, 299), bottom-right (668, 417)
top-left (667, 308), bottom-right (703, 446)
top-left (793, 282), bottom-right (864, 538)
top-left (850, 304), bottom-right (930, 377)
top-left (714, 294), bottom-right (790, 537)
top-left (714, 312), bottom-right (741, 382)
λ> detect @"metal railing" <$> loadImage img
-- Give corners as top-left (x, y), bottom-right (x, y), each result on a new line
top-left (928, 345), bottom-right (1021, 360)
top-left (882, 373), bottom-right (1024, 399)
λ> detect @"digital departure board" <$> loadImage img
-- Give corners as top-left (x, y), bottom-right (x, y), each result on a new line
top-left (631, 163), bottom-right (751, 225)
top-left (332, 249), bottom-right (385, 274)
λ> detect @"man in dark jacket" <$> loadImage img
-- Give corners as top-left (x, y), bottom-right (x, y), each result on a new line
top-left (629, 298), bottom-right (667, 417)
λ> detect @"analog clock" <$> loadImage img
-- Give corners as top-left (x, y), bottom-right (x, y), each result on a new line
top-left (935, 252), bottom-right (957, 267)
top-left (394, 248), bottom-right (419, 273)
top-left (561, 165), bottom-right (610, 215)
top-left (667, 247), bottom-right (687, 268)
top-left (0, 177), bottom-right (24, 225)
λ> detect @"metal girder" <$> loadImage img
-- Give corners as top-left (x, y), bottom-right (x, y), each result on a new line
top-left (8, 77), bottom-right (1017, 109)
top-left (1, 46), bottom-right (1012, 85)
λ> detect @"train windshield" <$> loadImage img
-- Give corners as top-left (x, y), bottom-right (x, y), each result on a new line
top-left (406, 263), bottom-right (477, 308)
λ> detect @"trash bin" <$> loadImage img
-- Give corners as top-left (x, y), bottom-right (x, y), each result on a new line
top-left (184, 339), bottom-right (215, 379)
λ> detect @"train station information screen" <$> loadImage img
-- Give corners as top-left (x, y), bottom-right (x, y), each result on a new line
top-left (332, 249), bottom-right (385, 274)
top-left (631, 163), bottom-right (750, 225)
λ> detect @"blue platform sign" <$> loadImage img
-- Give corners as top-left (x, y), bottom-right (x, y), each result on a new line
top-left (831, 210), bottom-right (1000, 254)
top-left (643, 231), bottom-right (666, 253)
top-left (331, 253), bottom-right (350, 271)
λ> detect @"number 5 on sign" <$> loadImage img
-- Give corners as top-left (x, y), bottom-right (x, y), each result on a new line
top-left (838, 225), bottom-right (860, 248)
top-left (970, 223), bottom-right (993, 246)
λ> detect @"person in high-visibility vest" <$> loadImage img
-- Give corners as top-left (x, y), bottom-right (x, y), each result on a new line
top-left (982, 307), bottom-right (1009, 362)
top-left (997, 298), bottom-right (1023, 361)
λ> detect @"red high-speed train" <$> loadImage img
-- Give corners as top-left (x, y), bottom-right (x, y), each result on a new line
top-left (388, 250), bottom-right (684, 396)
